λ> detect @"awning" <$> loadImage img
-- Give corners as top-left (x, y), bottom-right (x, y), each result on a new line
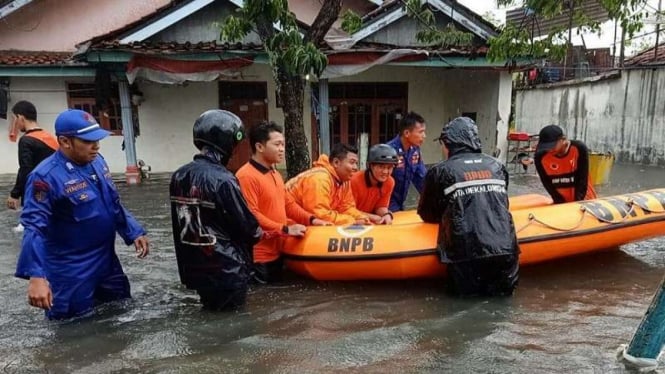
top-left (321, 49), bottom-right (429, 79)
top-left (126, 55), bottom-right (255, 84)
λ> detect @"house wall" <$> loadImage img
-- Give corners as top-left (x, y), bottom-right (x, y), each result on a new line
top-left (0, 65), bottom-right (508, 174)
top-left (329, 66), bottom-right (507, 164)
top-left (515, 69), bottom-right (665, 166)
top-left (0, 0), bottom-right (170, 51)
top-left (0, 77), bottom-right (67, 173)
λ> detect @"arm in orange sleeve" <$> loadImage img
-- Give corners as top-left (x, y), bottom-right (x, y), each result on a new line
top-left (301, 174), bottom-right (357, 225)
top-left (285, 192), bottom-right (313, 225)
top-left (376, 177), bottom-right (395, 212)
top-left (337, 184), bottom-right (369, 220)
top-left (237, 173), bottom-right (283, 235)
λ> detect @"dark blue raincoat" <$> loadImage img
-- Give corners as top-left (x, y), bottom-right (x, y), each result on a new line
top-left (15, 150), bottom-right (145, 319)
top-left (386, 135), bottom-right (427, 211)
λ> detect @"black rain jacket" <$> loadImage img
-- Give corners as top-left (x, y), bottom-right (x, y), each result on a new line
top-left (170, 151), bottom-right (262, 291)
top-left (418, 118), bottom-right (518, 263)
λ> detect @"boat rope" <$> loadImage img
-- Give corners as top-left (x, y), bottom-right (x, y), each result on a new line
top-left (516, 206), bottom-right (587, 233)
top-left (585, 199), bottom-right (636, 224)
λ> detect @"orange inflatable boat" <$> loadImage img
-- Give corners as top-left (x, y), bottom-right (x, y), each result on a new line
top-left (283, 189), bottom-right (665, 281)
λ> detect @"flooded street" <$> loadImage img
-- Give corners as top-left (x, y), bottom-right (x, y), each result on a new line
top-left (1, 163), bottom-right (665, 373)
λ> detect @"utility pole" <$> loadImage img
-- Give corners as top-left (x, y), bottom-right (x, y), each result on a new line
top-left (655, 0), bottom-right (663, 60)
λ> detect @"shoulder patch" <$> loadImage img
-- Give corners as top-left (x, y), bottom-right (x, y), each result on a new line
top-left (32, 179), bottom-right (50, 202)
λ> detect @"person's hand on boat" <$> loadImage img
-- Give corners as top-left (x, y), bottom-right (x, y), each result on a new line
top-left (378, 213), bottom-right (393, 225)
top-left (355, 217), bottom-right (371, 225)
top-left (27, 277), bottom-right (52, 310)
top-left (367, 214), bottom-right (383, 224)
top-left (286, 224), bottom-right (307, 237)
top-left (311, 218), bottom-right (332, 226)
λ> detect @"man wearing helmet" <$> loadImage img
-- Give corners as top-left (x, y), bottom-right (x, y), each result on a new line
top-left (418, 117), bottom-right (519, 297)
top-left (169, 110), bottom-right (262, 310)
top-left (350, 144), bottom-right (398, 225)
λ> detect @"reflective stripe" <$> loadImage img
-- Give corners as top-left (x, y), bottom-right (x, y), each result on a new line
top-left (443, 179), bottom-right (506, 196)
top-left (77, 124), bottom-right (100, 133)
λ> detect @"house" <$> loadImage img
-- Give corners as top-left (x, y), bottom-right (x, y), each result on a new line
top-left (0, 0), bottom-right (172, 174)
top-left (514, 43), bottom-right (665, 166)
top-left (1, 0), bottom-right (527, 179)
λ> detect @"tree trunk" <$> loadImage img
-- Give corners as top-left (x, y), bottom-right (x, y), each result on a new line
top-left (278, 72), bottom-right (309, 179)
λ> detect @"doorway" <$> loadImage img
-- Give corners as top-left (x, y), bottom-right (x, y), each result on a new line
top-left (312, 82), bottom-right (408, 157)
top-left (219, 81), bottom-right (268, 172)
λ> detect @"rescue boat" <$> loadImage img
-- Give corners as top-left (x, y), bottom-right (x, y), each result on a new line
top-left (283, 189), bottom-right (665, 281)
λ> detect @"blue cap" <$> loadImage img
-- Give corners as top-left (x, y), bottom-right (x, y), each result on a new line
top-left (55, 109), bottom-right (111, 141)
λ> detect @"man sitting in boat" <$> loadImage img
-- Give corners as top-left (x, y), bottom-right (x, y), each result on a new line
top-left (350, 144), bottom-right (398, 225)
top-left (534, 124), bottom-right (597, 203)
top-left (285, 143), bottom-right (375, 225)
top-left (236, 121), bottom-right (329, 283)
top-left (418, 117), bottom-right (519, 296)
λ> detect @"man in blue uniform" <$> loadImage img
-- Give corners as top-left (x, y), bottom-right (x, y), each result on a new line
top-left (15, 109), bottom-right (149, 320)
top-left (386, 111), bottom-right (427, 211)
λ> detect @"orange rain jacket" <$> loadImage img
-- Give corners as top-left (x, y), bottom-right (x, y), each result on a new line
top-left (285, 155), bottom-right (368, 225)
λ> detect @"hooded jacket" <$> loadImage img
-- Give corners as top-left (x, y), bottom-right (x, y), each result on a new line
top-left (417, 117), bottom-right (518, 263)
top-left (170, 150), bottom-right (262, 291)
top-left (285, 155), bottom-right (367, 225)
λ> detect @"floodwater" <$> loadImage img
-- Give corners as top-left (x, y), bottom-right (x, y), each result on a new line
top-left (1, 163), bottom-right (665, 373)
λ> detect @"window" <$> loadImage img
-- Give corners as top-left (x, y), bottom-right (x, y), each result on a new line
top-left (66, 83), bottom-right (139, 136)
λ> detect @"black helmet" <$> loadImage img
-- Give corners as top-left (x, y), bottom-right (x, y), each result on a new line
top-left (193, 109), bottom-right (245, 162)
top-left (368, 144), bottom-right (398, 165)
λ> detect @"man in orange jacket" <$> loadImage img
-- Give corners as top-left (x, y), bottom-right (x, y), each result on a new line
top-left (350, 144), bottom-right (398, 224)
top-left (237, 121), bottom-right (329, 283)
top-left (286, 143), bottom-right (375, 226)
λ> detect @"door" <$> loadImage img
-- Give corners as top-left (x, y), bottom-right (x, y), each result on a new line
top-left (219, 82), bottom-right (268, 172)
top-left (311, 83), bottom-right (408, 157)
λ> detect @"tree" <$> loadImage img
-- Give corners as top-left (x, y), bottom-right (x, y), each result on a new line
top-left (488, 0), bottom-right (650, 62)
top-left (221, 0), bottom-right (342, 178)
top-left (343, 0), bottom-right (650, 63)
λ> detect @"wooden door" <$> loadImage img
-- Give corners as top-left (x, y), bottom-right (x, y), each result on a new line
top-left (219, 82), bottom-right (268, 172)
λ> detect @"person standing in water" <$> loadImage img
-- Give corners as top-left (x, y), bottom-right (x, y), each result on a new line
top-left (15, 109), bottom-right (149, 320)
top-left (6, 101), bottom-right (58, 232)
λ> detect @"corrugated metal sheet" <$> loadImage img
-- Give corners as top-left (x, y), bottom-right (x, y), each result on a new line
top-left (506, 0), bottom-right (610, 37)
top-left (626, 42), bottom-right (665, 66)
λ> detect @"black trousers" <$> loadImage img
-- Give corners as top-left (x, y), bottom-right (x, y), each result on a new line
top-left (253, 258), bottom-right (284, 284)
top-left (447, 254), bottom-right (519, 297)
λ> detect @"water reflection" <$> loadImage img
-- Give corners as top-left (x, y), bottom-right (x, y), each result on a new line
top-left (0, 162), bottom-right (663, 373)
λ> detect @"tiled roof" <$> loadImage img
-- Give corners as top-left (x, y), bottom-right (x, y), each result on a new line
top-left (92, 40), bottom-right (265, 54)
top-left (625, 43), bottom-right (665, 66)
top-left (90, 39), bottom-right (488, 57)
top-left (0, 51), bottom-right (80, 66)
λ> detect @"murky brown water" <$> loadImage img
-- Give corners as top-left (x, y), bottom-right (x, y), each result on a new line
top-left (1, 163), bottom-right (664, 373)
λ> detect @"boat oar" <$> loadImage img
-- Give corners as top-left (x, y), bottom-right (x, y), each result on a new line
top-left (618, 273), bottom-right (665, 371)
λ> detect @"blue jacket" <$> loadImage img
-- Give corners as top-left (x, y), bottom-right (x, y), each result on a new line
top-left (386, 135), bottom-right (427, 211)
top-left (15, 151), bottom-right (145, 284)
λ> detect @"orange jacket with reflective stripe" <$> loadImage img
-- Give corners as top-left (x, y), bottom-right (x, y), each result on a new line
top-left (285, 155), bottom-right (367, 225)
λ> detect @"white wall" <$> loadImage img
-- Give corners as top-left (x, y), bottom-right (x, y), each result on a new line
top-left (515, 69), bottom-right (665, 166)
top-left (0, 65), bottom-right (509, 174)
top-left (330, 66), bottom-right (507, 164)
top-left (0, 77), bottom-right (68, 173)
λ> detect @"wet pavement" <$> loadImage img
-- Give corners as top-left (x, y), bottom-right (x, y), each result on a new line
top-left (1, 163), bottom-right (665, 373)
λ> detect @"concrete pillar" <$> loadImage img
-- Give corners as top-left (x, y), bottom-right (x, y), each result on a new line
top-left (118, 80), bottom-right (140, 185)
top-left (319, 78), bottom-right (330, 155)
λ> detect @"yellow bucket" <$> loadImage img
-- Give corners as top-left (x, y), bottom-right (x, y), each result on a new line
top-left (589, 152), bottom-right (614, 185)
